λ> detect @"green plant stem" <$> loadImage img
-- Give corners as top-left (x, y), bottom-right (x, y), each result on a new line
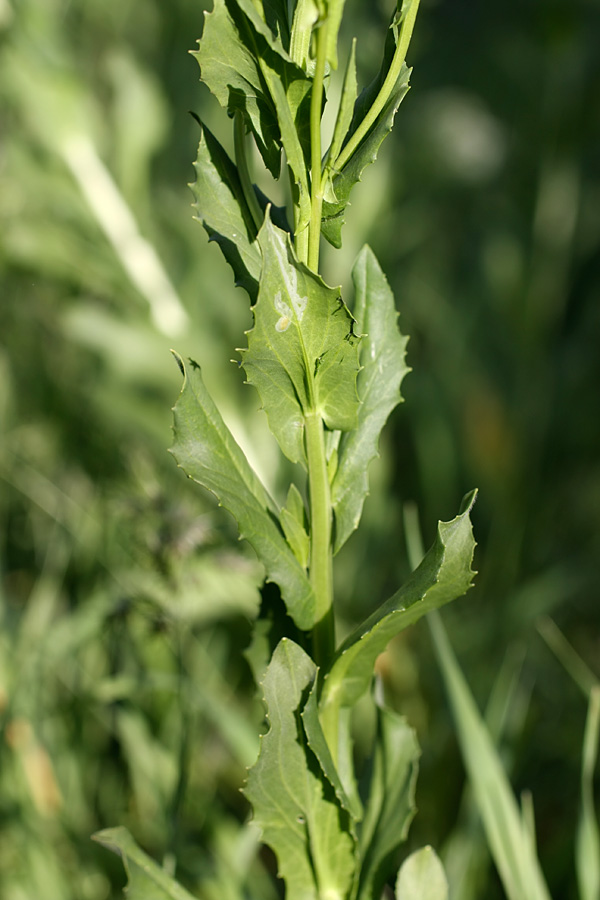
top-left (305, 410), bottom-right (334, 666)
top-left (332, 0), bottom-right (420, 174)
top-left (307, 17), bottom-right (329, 273)
top-left (233, 111), bottom-right (263, 233)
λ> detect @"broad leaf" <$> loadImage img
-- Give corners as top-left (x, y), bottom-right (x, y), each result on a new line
top-left (93, 827), bottom-right (196, 900)
top-left (429, 611), bottom-right (552, 900)
top-left (331, 245), bottom-right (409, 552)
top-left (242, 214), bottom-right (360, 464)
top-left (170, 354), bottom-right (315, 630)
top-left (190, 123), bottom-right (261, 299)
top-left (192, 0), bottom-right (281, 175)
top-left (321, 66), bottom-right (411, 247)
top-left (244, 639), bottom-right (356, 900)
top-left (395, 846), bottom-right (449, 900)
top-left (320, 492), bottom-right (477, 728)
top-left (356, 703), bottom-right (420, 900)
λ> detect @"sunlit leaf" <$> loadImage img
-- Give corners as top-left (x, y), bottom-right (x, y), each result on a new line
top-left (190, 123), bottom-right (261, 299)
top-left (244, 639), bottom-right (356, 900)
top-left (332, 245), bottom-right (409, 552)
top-left (170, 353), bottom-right (316, 630)
top-left (242, 214), bottom-right (360, 464)
top-left (320, 491), bottom-right (477, 724)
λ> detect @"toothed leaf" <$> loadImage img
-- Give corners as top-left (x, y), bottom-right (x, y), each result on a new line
top-left (242, 215), bottom-right (360, 464)
top-left (332, 245), bottom-right (409, 552)
top-left (170, 354), bottom-right (315, 630)
top-left (320, 492), bottom-right (477, 719)
top-left (245, 639), bottom-right (356, 900)
top-left (190, 123), bottom-right (261, 299)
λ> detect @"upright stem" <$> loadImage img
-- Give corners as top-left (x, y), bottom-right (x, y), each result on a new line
top-left (305, 410), bottom-right (334, 666)
top-left (307, 18), bottom-right (329, 272)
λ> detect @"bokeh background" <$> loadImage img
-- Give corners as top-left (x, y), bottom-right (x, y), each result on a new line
top-left (1, 0), bottom-right (598, 898)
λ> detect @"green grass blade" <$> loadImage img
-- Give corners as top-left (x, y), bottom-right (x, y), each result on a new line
top-left (92, 827), bottom-right (197, 900)
top-left (429, 611), bottom-right (552, 900)
top-left (577, 685), bottom-right (600, 900)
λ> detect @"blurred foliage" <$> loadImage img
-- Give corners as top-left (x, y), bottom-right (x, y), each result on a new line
top-left (0, 0), bottom-right (598, 898)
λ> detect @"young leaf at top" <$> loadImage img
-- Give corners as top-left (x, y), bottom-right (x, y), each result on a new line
top-left (321, 65), bottom-right (410, 248)
top-left (242, 213), bottom-right (360, 465)
top-left (331, 245), bottom-right (409, 553)
top-left (92, 827), bottom-right (197, 900)
top-left (244, 638), bottom-right (356, 900)
top-left (319, 492), bottom-right (477, 739)
top-left (170, 354), bottom-right (316, 631)
top-left (190, 123), bottom-right (262, 300)
top-left (356, 702), bottom-right (420, 900)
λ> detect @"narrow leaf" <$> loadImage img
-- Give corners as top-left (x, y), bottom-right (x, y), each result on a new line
top-left (242, 214), bottom-right (360, 464)
top-left (357, 702), bottom-right (420, 900)
top-left (193, 0), bottom-right (281, 175)
top-left (325, 0), bottom-right (348, 70)
top-left (429, 611), bottom-right (552, 900)
top-left (280, 483), bottom-right (310, 567)
top-left (190, 124), bottom-right (261, 299)
top-left (170, 354), bottom-right (315, 630)
top-left (244, 639), bottom-right (356, 900)
top-left (320, 491), bottom-right (477, 721)
top-left (395, 846), bottom-right (449, 900)
top-left (324, 40), bottom-right (358, 195)
top-left (332, 245), bottom-right (409, 552)
top-left (576, 685), bottom-right (600, 900)
top-left (321, 66), bottom-right (411, 248)
top-left (92, 827), bottom-right (196, 900)
top-left (302, 678), bottom-right (362, 822)
top-left (235, 0), bottom-right (292, 58)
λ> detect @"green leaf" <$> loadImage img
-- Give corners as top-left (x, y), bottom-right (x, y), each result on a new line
top-left (235, 0), bottom-right (292, 58)
top-left (192, 0), bottom-right (281, 176)
top-left (331, 246), bottom-right (409, 552)
top-left (302, 677), bottom-right (363, 822)
top-left (577, 685), bottom-right (600, 900)
top-left (242, 214), bottom-right (360, 464)
top-left (280, 483), bottom-right (310, 567)
top-left (321, 66), bottom-right (411, 248)
top-left (320, 491), bottom-right (477, 723)
top-left (92, 827), bottom-right (196, 900)
top-left (170, 354), bottom-right (315, 630)
top-left (244, 639), bottom-right (356, 900)
top-left (324, 40), bottom-right (357, 196)
top-left (356, 702), bottom-right (420, 900)
top-left (190, 123), bottom-right (261, 300)
top-left (324, 0), bottom-right (348, 70)
top-left (429, 611), bottom-right (552, 900)
top-left (395, 846), bottom-right (449, 900)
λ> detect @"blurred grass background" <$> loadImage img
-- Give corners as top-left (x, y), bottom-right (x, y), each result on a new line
top-left (0, 0), bottom-right (598, 898)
